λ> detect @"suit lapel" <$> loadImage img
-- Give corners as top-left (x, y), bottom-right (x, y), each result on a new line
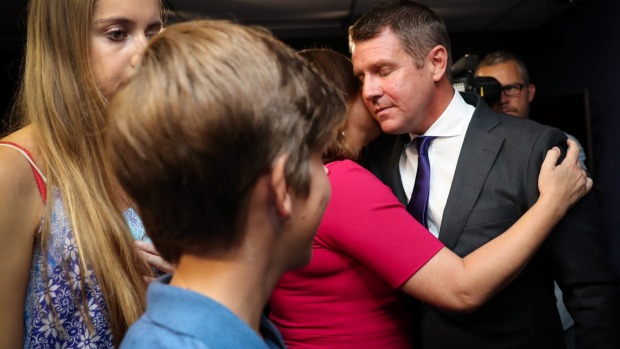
top-left (370, 133), bottom-right (410, 205)
top-left (439, 95), bottom-right (504, 248)
top-left (389, 134), bottom-right (410, 204)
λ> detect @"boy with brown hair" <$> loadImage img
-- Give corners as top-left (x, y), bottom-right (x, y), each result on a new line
top-left (106, 20), bottom-right (345, 348)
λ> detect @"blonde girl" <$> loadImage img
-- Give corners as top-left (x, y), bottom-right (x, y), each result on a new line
top-left (0, 0), bottom-right (165, 347)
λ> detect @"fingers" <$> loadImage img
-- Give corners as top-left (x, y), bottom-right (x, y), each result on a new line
top-left (567, 164), bottom-right (592, 206)
top-left (135, 240), bottom-right (157, 254)
top-left (545, 139), bottom-right (581, 170)
top-left (586, 177), bottom-right (593, 192)
top-left (157, 258), bottom-right (174, 274)
top-left (135, 240), bottom-right (175, 274)
top-left (564, 138), bottom-right (580, 163)
top-left (538, 139), bottom-right (593, 210)
top-left (542, 146), bottom-right (561, 170)
top-left (583, 168), bottom-right (593, 193)
top-left (142, 250), bottom-right (174, 274)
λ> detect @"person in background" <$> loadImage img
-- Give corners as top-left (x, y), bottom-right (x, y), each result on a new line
top-left (475, 50), bottom-right (587, 169)
top-left (475, 49), bottom-right (583, 349)
top-left (350, 1), bottom-right (620, 348)
top-left (0, 0), bottom-right (169, 347)
top-left (108, 20), bottom-right (345, 348)
top-left (269, 48), bottom-right (590, 349)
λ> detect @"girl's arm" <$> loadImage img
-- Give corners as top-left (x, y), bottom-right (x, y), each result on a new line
top-left (0, 136), bottom-right (45, 348)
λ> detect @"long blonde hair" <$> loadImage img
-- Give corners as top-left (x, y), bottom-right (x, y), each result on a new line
top-left (14, 0), bottom-right (159, 343)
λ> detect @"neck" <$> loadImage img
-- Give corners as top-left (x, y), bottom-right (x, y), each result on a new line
top-left (415, 81), bottom-right (455, 135)
top-left (169, 173), bottom-right (289, 334)
top-left (170, 250), bottom-right (281, 333)
top-left (346, 128), bottom-right (368, 155)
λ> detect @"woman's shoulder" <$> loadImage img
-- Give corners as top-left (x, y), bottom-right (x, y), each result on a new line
top-left (325, 159), bottom-right (397, 202)
top-left (326, 159), bottom-right (383, 185)
top-left (326, 159), bottom-right (370, 175)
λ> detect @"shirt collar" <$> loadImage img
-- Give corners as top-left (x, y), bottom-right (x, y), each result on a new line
top-left (145, 275), bottom-right (285, 348)
top-left (409, 90), bottom-right (472, 140)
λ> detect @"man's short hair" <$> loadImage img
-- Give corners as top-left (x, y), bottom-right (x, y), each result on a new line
top-left (349, 0), bottom-right (452, 76)
top-left (477, 50), bottom-right (531, 84)
top-left (106, 20), bottom-right (345, 263)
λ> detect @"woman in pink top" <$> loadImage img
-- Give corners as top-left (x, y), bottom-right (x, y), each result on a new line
top-left (269, 49), bottom-right (591, 349)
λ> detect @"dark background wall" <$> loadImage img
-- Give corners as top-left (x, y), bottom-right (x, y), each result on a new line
top-left (0, 49), bottom-right (22, 131)
top-left (547, 0), bottom-right (620, 271)
top-left (0, 2), bottom-right (26, 134)
top-left (1, 0), bottom-right (618, 270)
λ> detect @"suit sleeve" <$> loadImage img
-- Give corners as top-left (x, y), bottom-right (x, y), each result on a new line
top-left (525, 127), bottom-right (620, 349)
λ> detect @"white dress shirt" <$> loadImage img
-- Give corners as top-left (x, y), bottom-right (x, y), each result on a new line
top-left (399, 91), bottom-right (475, 237)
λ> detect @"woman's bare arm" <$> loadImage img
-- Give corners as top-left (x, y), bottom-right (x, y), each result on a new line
top-left (402, 139), bottom-right (591, 312)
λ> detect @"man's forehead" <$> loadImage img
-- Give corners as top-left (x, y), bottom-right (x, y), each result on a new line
top-left (477, 61), bottom-right (524, 83)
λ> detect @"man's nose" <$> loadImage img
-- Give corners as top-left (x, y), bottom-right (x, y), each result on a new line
top-left (362, 76), bottom-right (381, 103)
top-left (500, 92), bottom-right (510, 104)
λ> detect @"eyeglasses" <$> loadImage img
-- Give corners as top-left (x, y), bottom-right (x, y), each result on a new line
top-left (501, 83), bottom-right (527, 97)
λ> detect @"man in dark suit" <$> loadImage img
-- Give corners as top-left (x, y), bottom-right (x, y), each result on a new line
top-left (349, 1), bottom-right (620, 348)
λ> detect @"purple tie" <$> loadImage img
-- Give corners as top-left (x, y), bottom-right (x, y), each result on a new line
top-left (406, 136), bottom-right (435, 228)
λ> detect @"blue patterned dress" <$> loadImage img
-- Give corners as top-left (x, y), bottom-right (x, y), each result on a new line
top-left (23, 189), bottom-right (147, 349)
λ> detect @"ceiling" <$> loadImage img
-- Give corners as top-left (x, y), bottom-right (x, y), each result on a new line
top-left (164, 0), bottom-right (584, 38)
top-left (0, 0), bottom-right (584, 48)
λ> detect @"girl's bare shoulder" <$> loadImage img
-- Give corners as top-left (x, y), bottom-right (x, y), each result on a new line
top-left (0, 125), bottom-right (44, 206)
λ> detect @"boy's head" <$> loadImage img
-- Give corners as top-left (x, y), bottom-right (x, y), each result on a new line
top-left (107, 20), bottom-right (345, 264)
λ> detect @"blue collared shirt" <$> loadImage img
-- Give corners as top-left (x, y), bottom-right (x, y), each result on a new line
top-left (120, 275), bottom-right (287, 349)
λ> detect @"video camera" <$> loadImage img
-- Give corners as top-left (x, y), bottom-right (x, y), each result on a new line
top-left (451, 54), bottom-right (502, 106)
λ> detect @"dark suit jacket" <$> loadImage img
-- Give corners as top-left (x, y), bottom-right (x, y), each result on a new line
top-left (364, 93), bottom-right (620, 349)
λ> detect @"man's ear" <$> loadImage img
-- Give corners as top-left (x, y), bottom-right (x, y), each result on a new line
top-left (527, 83), bottom-right (536, 103)
top-left (428, 45), bottom-right (448, 82)
top-left (271, 153), bottom-right (292, 219)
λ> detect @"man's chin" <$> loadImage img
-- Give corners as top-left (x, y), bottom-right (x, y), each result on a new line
top-left (504, 110), bottom-right (526, 118)
top-left (378, 121), bottom-right (406, 135)
top-left (498, 108), bottom-right (520, 117)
